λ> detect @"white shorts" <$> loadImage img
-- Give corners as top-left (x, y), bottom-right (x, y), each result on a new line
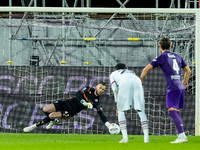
top-left (117, 75), bottom-right (145, 112)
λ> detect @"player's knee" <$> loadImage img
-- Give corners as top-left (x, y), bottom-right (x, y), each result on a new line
top-left (168, 107), bottom-right (178, 111)
top-left (48, 113), bottom-right (55, 119)
top-left (42, 106), bottom-right (48, 113)
top-left (49, 112), bottom-right (61, 119)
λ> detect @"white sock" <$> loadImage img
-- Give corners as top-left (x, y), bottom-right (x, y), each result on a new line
top-left (118, 111), bottom-right (128, 140)
top-left (137, 111), bottom-right (149, 139)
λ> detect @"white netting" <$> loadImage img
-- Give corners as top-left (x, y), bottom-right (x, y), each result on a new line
top-left (0, 8), bottom-right (197, 135)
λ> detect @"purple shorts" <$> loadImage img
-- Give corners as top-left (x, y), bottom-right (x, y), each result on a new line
top-left (166, 89), bottom-right (185, 109)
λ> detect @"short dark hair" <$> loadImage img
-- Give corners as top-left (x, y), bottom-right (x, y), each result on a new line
top-left (115, 63), bottom-right (126, 70)
top-left (159, 38), bottom-right (171, 50)
top-left (98, 81), bottom-right (106, 86)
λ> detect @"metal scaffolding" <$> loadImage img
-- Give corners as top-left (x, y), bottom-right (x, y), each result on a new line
top-left (6, 0), bottom-right (198, 66)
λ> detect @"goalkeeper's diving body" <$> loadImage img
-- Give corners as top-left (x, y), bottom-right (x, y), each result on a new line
top-left (109, 63), bottom-right (149, 143)
top-left (23, 82), bottom-right (112, 132)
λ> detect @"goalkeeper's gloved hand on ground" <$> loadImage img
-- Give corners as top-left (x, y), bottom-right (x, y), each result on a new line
top-left (80, 99), bottom-right (93, 109)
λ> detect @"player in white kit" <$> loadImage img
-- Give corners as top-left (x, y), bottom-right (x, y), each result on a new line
top-left (109, 63), bottom-right (149, 143)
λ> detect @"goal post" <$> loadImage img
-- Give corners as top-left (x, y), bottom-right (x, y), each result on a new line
top-left (0, 7), bottom-right (199, 135)
top-left (195, 11), bottom-right (200, 136)
top-left (0, 7), bottom-right (198, 14)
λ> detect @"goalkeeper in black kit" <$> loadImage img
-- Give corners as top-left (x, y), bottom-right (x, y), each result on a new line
top-left (23, 82), bottom-right (112, 132)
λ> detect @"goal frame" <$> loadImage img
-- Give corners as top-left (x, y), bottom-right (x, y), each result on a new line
top-left (0, 7), bottom-right (199, 135)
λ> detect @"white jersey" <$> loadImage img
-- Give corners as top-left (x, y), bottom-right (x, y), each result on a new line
top-left (110, 69), bottom-right (145, 111)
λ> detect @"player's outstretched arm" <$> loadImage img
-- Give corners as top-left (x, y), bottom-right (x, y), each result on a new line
top-left (96, 109), bottom-right (111, 129)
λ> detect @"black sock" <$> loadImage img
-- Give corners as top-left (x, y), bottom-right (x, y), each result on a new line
top-left (36, 116), bottom-right (51, 127)
top-left (43, 111), bottom-right (50, 117)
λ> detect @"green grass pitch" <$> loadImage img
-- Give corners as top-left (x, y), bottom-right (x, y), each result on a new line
top-left (0, 133), bottom-right (200, 150)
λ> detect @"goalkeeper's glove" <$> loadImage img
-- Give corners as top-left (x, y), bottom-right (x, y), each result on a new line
top-left (105, 122), bottom-right (111, 129)
top-left (80, 99), bottom-right (93, 109)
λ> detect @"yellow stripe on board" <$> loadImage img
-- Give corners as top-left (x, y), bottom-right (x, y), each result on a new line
top-left (60, 61), bottom-right (67, 64)
top-left (84, 38), bottom-right (96, 41)
top-left (127, 38), bottom-right (140, 41)
top-left (84, 61), bottom-right (91, 65)
top-left (6, 61), bottom-right (13, 64)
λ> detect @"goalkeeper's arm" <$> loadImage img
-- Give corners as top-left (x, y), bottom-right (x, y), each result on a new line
top-left (80, 99), bottom-right (93, 109)
top-left (97, 107), bottom-right (111, 129)
top-left (75, 88), bottom-right (93, 109)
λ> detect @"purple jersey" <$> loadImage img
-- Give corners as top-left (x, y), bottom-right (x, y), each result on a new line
top-left (150, 51), bottom-right (187, 91)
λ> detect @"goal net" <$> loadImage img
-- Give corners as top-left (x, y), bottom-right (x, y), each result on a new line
top-left (0, 7), bottom-right (198, 135)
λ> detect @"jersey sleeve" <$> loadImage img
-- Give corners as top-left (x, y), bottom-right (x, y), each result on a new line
top-left (97, 110), bottom-right (108, 124)
top-left (93, 102), bottom-right (102, 111)
top-left (75, 86), bottom-right (90, 101)
top-left (150, 55), bottom-right (163, 68)
top-left (94, 102), bottom-right (108, 124)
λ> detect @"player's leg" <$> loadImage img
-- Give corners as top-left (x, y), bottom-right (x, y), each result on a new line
top-left (23, 112), bottom-right (61, 132)
top-left (36, 104), bottom-right (59, 127)
top-left (168, 108), bottom-right (184, 135)
top-left (45, 112), bottom-right (62, 129)
top-left (45, 101), bottom-right (68, 129)
top-left (176, 111), bottom-right (187, 138)
top-left (42, 104), bottom-right (57, 116)
top-left (168, 108), bottom-right (187, 143)
top-left (133, 80), bottom-right (149, 143)
top-left (167, 90), bottom-right (187, 143)
top-left (118, 110), bottom-right (129, 143)
top-left (46, 101), bottom-right (71, 129)
top-left (23, 103), bottom-right (60, 132)
top-left (42, 104), bottom-right (60, 129)
top-left (136, 110), bottom-right (149, 143)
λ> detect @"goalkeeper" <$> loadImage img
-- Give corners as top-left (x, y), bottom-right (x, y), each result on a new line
top-left (23, 82), bottom-right (111, 132)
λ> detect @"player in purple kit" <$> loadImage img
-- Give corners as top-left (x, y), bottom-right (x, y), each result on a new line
top-left (140, 38), bottom-right (191, 143)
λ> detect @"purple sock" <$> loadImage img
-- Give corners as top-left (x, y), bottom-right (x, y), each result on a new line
top-left (168, 110), bottom-right (184, 134)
